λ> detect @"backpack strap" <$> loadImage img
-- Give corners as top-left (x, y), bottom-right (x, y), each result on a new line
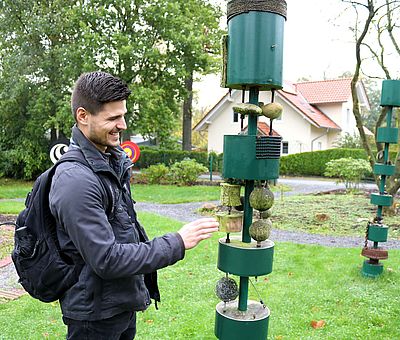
top-left (55, 150), bottom-right (115, 217)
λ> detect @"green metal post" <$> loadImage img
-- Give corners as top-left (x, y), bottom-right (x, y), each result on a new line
top-left (242, 181), bottom-right (253, 243)
top-left (209, 154), bottom-right (213, 182)
top-left (238, 276), bottom-right (249, 312)
top-left (248, 88), bottom-right (259, 135)
top-left (238, 87), bottom-right (259, 312)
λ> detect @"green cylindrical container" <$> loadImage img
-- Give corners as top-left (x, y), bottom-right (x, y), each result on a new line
top-left (370, 193), bottom-right (393, 207)
top-left (226, 0), bottom-right (287, 90)
top-left (380, 80), bottom-right (400, 107)
top-left (217, 237), bottom-right (274, 277)
top-left (373, 164), bottom-right (396, 176)
top-left (215, 300), bottom-right (270, 339)
top-left (376, 127), bottom-right (399, 144)
top-left (367, 224), bottom-right (389, 242)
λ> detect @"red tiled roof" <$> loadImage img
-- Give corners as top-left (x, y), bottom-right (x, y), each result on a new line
top-left (295, 78), bottom-right (352, 104)
top-left (278, 86), bottom-right (341, 130)
top-left (242, 122), bottom-right (281, 137)
top-left (258, 122), bottom-right (281, 136)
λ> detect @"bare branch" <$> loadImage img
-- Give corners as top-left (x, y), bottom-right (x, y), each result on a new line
top-left (386, 0), bottom-right (400, 56)
top-left (342, 0), bottom-right (370, 9)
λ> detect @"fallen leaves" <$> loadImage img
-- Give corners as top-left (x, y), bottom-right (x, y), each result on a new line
top-left (310, 320), bottom-right (326, 329)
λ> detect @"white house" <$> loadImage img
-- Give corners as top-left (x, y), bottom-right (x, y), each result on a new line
top-left (193, 78), bottom-right (370, 155)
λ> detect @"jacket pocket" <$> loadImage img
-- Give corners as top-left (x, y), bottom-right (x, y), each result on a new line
top-left (110, 206), bottom-right (139, 244)
top-left (102, 275), bottom-right (150, 311)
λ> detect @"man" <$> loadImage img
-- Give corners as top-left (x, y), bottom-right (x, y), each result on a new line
top-left (49, 71), bottom-right (219, 339)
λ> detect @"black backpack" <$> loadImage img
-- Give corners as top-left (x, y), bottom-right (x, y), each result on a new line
top-left (8, 151), bottom-right (112, 302)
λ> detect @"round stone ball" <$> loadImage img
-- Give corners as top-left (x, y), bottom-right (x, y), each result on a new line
top-left (261, 102), bottom-right (283, 120)
top-left (249, 187), bottom-right (274, 211)
top-left (249, 218), bottom-right (272, 243)
top-left (215, 277), bottom-right (239, 302)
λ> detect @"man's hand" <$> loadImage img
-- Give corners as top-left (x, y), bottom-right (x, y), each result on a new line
top-left (178, 218), bottom-right (219, 250)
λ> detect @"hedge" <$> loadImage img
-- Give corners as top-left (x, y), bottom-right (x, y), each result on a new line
top-left (279, 148), bottom-right (398, 177)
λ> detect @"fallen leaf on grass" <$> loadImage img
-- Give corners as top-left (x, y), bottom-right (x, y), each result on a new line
top-left (310, 320), bottom-right (326, 329)
top-left (145, 319), bottom-right (154, 324)
top-left (275, 335), bottom-right (284, 339)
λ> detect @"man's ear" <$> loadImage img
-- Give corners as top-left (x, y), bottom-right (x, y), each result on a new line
top-left (76, 107), bottom-right (89, 126)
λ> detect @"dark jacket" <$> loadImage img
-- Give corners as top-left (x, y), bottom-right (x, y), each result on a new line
top-left (49, 126), bottom-right (185, 321)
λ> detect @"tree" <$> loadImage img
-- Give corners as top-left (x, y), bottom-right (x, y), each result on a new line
top-left (0, 0), bottom-right (223, 178)
top-left (80, 0), bottom-right (223, 150)
top-left (343, 0), bottom-right (400, 205)
top-left (0, 0), bottom-right (97, 178)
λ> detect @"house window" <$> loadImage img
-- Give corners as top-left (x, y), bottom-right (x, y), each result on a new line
top-left (318, 141), bottom-right (322, 150)
top-left (233, 112), bottom-right (239, 122)
top-left (282, 141), bottom-right (289, 154)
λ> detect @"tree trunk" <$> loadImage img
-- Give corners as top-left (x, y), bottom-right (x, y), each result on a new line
top-left (350, 0), bottom-right (378, 184)
top-left (182, 71), bottom-right (193, 151)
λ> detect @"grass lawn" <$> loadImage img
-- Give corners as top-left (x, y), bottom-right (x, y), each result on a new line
top-left (131, 184), bottom-right (221, 203)
top-left (0, 212), bottom-right (399, 339)
top-left (271, 193), bottom-right (400, 239)
top-left (0, 178), bottom-right (33, 199)
top-left (0, 227), bottom-right (13, 260)
top-left (0, 180), bottom-right (290, 208)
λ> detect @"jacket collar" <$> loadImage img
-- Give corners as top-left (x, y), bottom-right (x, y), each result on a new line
top-left (70, 125), bottom-right (132, 176)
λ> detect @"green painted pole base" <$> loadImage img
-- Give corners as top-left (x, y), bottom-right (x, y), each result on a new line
top-left (215, 300), bottom-right (270, 340)
top-left (361, 260), bottom-right (384, 278)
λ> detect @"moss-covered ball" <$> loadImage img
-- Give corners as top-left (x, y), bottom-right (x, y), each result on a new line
top-left (260, 209), bottom-right (271, 219)
top-left (261, 102), bottom-right (283, 120)
top-left (249, 219), bottom-right (272, 243)
top-left (249, 187), bottom-right (274, 211)
top-left (215, 277), bottom-right (239, 302)
top-left (232, 103), bottom-right (262, 116)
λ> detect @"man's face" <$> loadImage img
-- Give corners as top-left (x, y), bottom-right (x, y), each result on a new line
top-left (80, 100), bottom-right (127, 152)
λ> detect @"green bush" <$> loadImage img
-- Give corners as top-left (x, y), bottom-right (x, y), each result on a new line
top-left (167, 158), bottom-right (208, 186)
top-left (324, 158), bottom-right (372, 190)
top-left (140, 164), bottom-right (169, 184)
top-left (135, 158), bottom-right (208, 186)
top-left (279, 148), bottom-right (398, 177)
top-left (135, 148), bottom-right (208, 169)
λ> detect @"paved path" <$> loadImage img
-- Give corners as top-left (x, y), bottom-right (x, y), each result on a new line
top-left (201, 174), bottom-right (378, 195)
top-left (277, 176), bottom-right (377, 195)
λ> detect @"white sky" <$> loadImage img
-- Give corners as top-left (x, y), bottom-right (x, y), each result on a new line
top-left (193, 0), bottom-right (363, 110)
top-left (283, 0), bottom-right (354, 81)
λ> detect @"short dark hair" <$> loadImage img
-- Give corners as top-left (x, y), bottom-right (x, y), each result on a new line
top-left (71, 71), bottom-right (131, 120)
